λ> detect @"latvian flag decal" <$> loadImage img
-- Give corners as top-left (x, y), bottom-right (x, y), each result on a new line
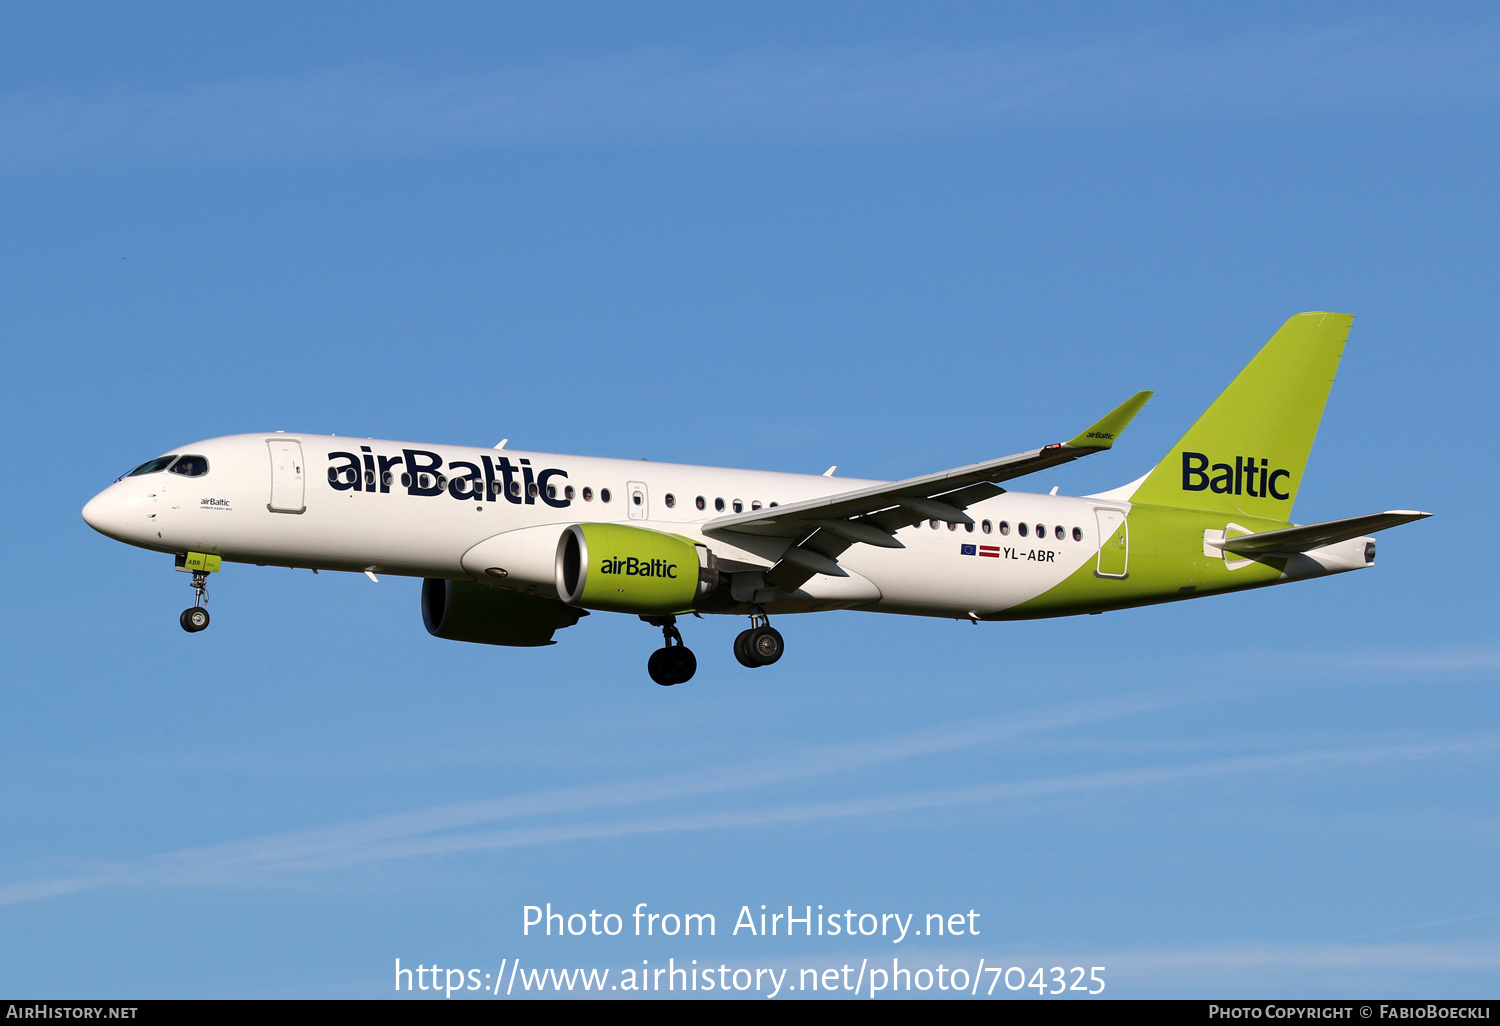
top-left (961, 545), bottom-right (1001, 558)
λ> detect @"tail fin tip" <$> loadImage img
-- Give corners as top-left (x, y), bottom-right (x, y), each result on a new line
top-left (1126, 311), bottom-right (1354, 520)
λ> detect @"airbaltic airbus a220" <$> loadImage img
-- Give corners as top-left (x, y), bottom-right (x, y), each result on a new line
top-left (83, 312), bottom-right (1428, 685)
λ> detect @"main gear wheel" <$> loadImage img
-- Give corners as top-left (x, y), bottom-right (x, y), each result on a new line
top-left (733, 624), bottom-right (783, 667)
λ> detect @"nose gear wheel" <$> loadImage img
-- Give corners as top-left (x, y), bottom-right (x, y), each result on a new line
top-left (180, 571), bottom-right (211, 633)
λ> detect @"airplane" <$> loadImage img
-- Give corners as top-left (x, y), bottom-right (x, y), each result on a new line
top-left (82, 312), bottom-right (1429, 685)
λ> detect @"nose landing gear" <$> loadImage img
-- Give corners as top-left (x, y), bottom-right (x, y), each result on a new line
top-left (174, 551), bottom-right (222, 633)
top-left (643, 616), bottom-right (696, 686)
top-left (180, 570), bottom-right (210, 633)
top-left (733, 608), bottom-right (783, 668)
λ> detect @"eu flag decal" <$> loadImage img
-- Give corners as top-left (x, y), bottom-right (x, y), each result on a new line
top-left (960, 544), bottom-right (977, 556)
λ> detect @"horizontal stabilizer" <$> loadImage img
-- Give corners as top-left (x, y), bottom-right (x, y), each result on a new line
top-left (1212, 510), bottom-right (1431, 556)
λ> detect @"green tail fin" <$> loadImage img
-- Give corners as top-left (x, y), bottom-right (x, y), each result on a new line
top-left (1128, 311), bottom-right (1352, 521)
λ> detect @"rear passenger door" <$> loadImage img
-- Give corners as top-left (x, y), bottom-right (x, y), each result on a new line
top-left (1094, 508), bottom-right (1128, 578)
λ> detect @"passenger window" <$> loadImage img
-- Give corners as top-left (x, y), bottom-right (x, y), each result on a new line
top-left (527, 482), bottom-right (538, 498)
top-left (981, 520), bottom-right (992, 534)
top-left (751, 501), bottom-right (761, 510)
top-left (715, 498), bottom-right (725, 512)
top-left (1035, 523), bottom-right (1045, 538)
top-left (732, 499), bottom-right (743, 513)
top-left (930, 520), bottom-right (939, 530)
top-left (582, 487), bottom-right (593, 501)
top-left (169, 455), bottom-right (209, 477)
top-left (999, 521), bottom-right (1011, 535)
top-left (1055, 525), bottom-right (1065, 540)
top-left (964, 522), bottom-right (974, 533)
top-left (564, 485), bottom-right (575, 500)
top-left (1072, 526), bottom-right (1083, 542)
top-left (601, 488), bottom-right (612, 503)
top-left (769, 501), bottom-right (778, 507)
top-left (695, 496), bottom-right (706, 510)
top-left (509, 480), bottom-right (521, 497)
top-left (632, 490), bottom-right (643, 506)
top-left (125, 455), bottom-right (177, 478)
top-left (665, 493), bottom-right (676, 509)
top-left (1018, 523), bottom-right (1028, 537)
top-left (947, 522), bottom-right (957, 531)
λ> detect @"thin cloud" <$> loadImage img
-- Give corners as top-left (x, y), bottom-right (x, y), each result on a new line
top-left (301, 735), bottom-right (1498, 868)
top-left (0, 692), bottom-right (1177, 904)
top-left (2, 22), bottom-right (1500, 169)
top-left (1342, 908), bottom-right (1500, 942)
top-left (1305, 648), bottom-right (1500, 674)
top-left (1185, 645), bottom-right (1500, 682)
top-left (2, 730), bottom-right (1492, 907)
top-left (573, 940), bottom-right (1500, 994)
top-left (1109, 941), bottom-right (1500, 974)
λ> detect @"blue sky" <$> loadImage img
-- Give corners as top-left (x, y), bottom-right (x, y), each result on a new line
top-left (1, 2), bottom-right (1496, 998)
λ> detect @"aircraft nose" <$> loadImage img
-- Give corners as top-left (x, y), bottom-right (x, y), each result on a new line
top-left (82, 485), bottom-right (132, 541)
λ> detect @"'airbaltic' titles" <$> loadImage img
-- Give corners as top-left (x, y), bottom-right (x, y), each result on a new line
top-left (1181, 451), bottom-right (1292, 499)
top-left (326, 448), bottom-right (571, 507)
top-left (600, 557), bottom-right (680, 579)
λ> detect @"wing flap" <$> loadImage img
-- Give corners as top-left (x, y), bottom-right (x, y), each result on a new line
top-left (707, 391), bottom-right (1153, 590)
top-left (705, 390), bottom-right (1154, 540)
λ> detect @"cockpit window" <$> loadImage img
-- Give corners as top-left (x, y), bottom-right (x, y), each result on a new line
top-left (169, 455), bottom-right (209, 477)
top-left (125, 456), bottom-right (178, 478)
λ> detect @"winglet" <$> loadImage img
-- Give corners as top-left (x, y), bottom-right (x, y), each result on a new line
top-left (1066, 390), bottom-right (1153, 450)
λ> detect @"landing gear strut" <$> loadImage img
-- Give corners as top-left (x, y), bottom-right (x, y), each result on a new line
top-left (179, 571), bottom-right (210, 633)
top-left (643, 615), bottom-right (696, 686)
top-left (733, 607), bottom-right (783, 668)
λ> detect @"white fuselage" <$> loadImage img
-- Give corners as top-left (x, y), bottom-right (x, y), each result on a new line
top-left (82, 433), bottom-right (1125, 620)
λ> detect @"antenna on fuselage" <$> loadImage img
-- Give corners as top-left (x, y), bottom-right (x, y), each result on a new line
top-left (823, 466), bottom-right (837, 477)
top-left (494, 439), bottom-right (508, 449)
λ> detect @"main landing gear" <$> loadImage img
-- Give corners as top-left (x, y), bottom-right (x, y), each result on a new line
top-left (644, 616), bottom-right (697, 686)
top-left (734, 608), bottom-right (783, 669)
top-left (640, 609), bottom-right (786, 684)
top-left (179, 571), bottom-right (210, 633)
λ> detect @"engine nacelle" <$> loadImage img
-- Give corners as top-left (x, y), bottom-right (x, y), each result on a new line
top-left (422, 578), bottom-right (584, 647)
top-left (556, 523), bottom-right (717, 614)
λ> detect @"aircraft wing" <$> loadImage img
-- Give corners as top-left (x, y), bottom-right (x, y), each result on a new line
top-left (1213, 510), bottom-right (1432, 557)
top-left (703, 390), bottom-right (1153, 591)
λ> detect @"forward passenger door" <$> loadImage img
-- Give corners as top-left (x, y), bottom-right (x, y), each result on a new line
top-left (267, 439), bottom-right (306, 514)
